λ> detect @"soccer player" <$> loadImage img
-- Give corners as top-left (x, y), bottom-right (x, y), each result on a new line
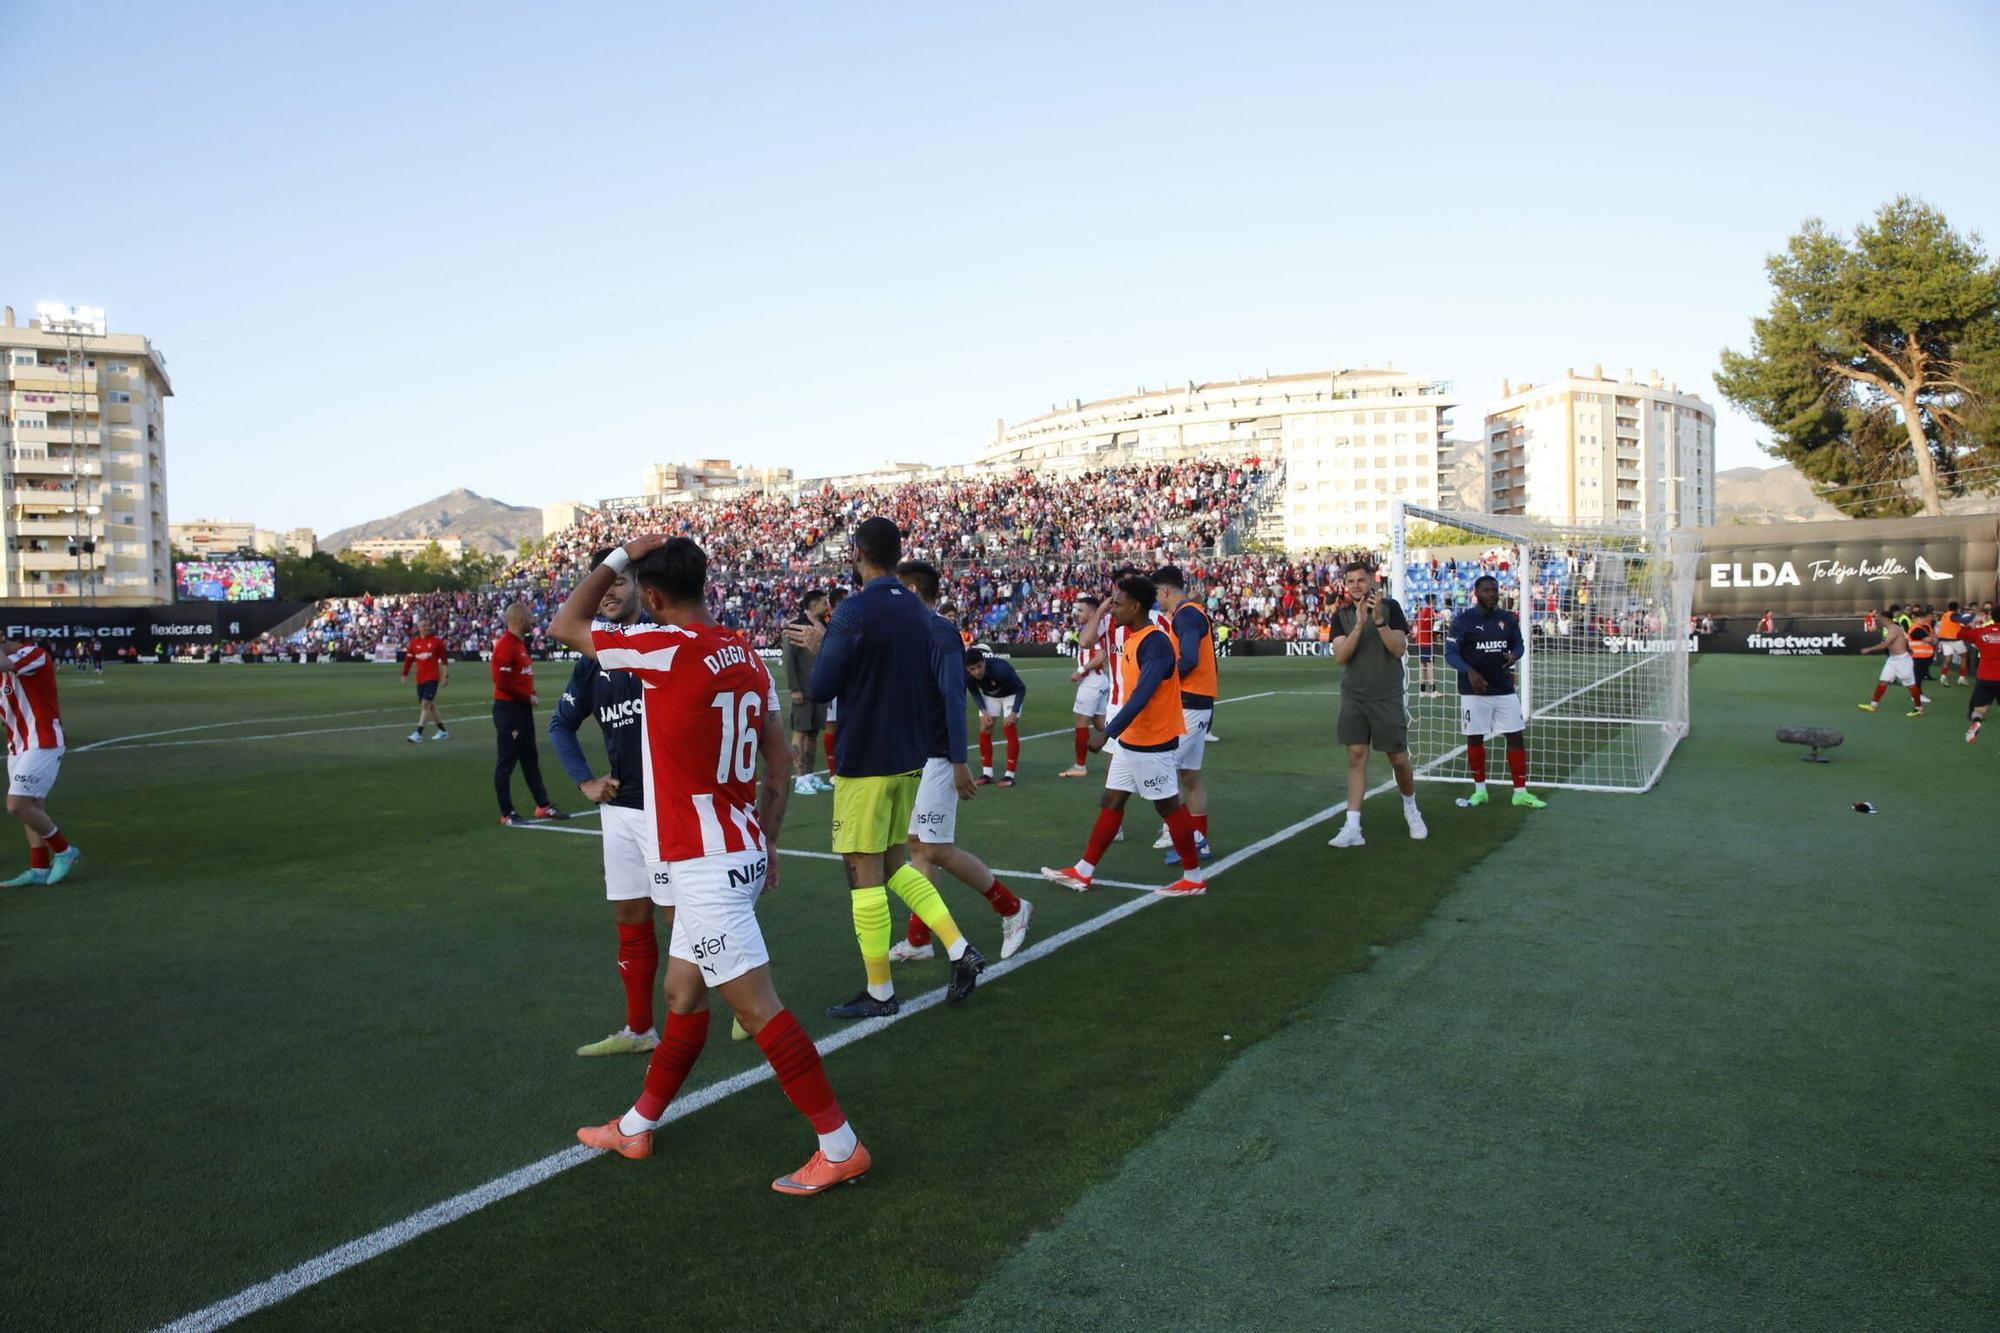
top-left (1039, 574), bottom-right (1207, 896)
top-left (553, 535), bottom-right (870, 1195)
top-left (402, 616), bottom-right (451, 743)
top-left (1936, 602), bottom-right (1969, 687)
top-left (786, 517), bottom-right (985, 1019)
top-left (1444, 574), bottom-right (1546, 809)
top-left (1151, 565), bottom-right (1215, 864)
top-left (782, 591), bottom-right (831, 793)
top-left (491, 602), bottom-right (567, 825)
top-left (1413, 595), bottom-right (1440, 697)
top-left (1059, 595), bottom-right (1107, 778)
top-left (0, 638), bottom-right (79, 886)
top-left (1328, 561), bottom-right (1427, 848)
top-left (888, 560), bottom-right (1034, 962)
top-left (965, 647), bottom-right (1027, 787)
top-left (1908, 609), bottom-right (1936, 704)
top-left (1961, 608), bottom-right (2000, 743)
top-left (550, 548), bottom-right (668, 1058)
top-left (1859, 614), bottom-right (1923, 716)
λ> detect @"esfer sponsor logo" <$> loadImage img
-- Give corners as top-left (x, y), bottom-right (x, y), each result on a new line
top-left (691, 932), bottom-right (730, 960)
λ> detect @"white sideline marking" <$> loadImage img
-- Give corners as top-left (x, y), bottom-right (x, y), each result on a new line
top-left (80, 714), bottom-right (490, 752)
top-left (75, 706), bottom-right (433, 751)
top-left (152, 772), bottom-right (1398, 1333)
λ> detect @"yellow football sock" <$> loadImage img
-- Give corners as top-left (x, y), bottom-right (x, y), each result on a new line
top-left (888, 863), bottom-right (965, 955)
top-left (850, 887), bottom-right (893, 996)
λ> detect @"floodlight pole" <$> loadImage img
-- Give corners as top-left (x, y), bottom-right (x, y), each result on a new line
top-left (39, 308), bottom-right (99, 608)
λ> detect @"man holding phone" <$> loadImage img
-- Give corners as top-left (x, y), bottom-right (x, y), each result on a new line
top-left (1329, 561), bottom-right (1426, 849)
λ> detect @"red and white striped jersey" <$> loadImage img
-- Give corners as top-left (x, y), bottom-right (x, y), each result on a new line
top-left (0, 644), bottom-right (65, 754)
top-left (1104, 608), bottom-right (1174, 709)
top-left (591, 621), bottom-right (781, 863)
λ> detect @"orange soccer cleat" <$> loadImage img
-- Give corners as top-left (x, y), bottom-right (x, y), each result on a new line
top-left (1038, 865), bottom-right (1092, 892)
top-left (577, 1118), bottom-right (653, 1160)
top-left (773, 1142), bottom-right (873, 1196)
top-left (1156, 878), bottom-right (1208, 897)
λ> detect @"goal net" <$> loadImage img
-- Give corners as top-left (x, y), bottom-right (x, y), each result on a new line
top-left (1390, 501), bottom-right (1696, 794)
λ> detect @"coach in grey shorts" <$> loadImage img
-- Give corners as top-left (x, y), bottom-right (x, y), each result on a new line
top-left (1329, 560), bottom-right (1426, 848)
top-left (784, 594), bottom-right (830, 751)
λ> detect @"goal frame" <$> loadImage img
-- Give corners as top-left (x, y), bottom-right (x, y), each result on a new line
top-left (1388, 499), bottom-right (1693, 795)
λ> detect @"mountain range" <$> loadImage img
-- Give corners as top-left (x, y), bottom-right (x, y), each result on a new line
top-left (1715, 463), bottom-right (2000, 523)
top-left (322, 489), bottom-right (541, 558)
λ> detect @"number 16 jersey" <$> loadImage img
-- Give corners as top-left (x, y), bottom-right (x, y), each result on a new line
top-left (591, 621), bottom-right (781, 862)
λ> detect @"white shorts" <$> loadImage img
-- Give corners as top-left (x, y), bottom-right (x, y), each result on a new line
top-left (1174, 708), bottom-right (1211, 770)
top-left (907, 756), bottom-right (958, 844)
top-left (1106, 744), bottom-right (1179, 799)
top-left (1460, 693), bottom-right (1526, 737)
top-left (1940, 640), bottom-right (1966, 659)
top-left (6, 747), bottom-right (62, 799)
top-left (979, 693), bottom-right (1020, 720)
top-left (658, 849), bottom-right (771, 988)
top-left (1879, 656), bottom-right (1916, 686)
top-left (1072, 674), bottom-right (1109, 719)
top-left (602, 803), bottom-right (669, 904)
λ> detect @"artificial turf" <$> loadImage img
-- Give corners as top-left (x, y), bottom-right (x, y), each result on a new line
top-left (5, 655), bottom-right (1984, 1330)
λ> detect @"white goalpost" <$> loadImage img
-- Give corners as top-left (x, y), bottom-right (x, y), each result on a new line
top-left (1390, 500), bottom-right (1696, 795)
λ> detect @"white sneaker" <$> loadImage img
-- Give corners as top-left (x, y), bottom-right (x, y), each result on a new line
top-left (793, 775), bottom-right (818, 796)
top-left (1405, 806), bottom-right (1428, 840)
top-left (406, 730), bottom-right (423, 744)
top-left (1114, 828), bottom-right (1126, 842)
top-left (811, 773), bottom-right (834, 792)
top-left (1329, 823), bottom-right (1366, 849)
top-left (1151, 826), bottom-right (1174, 850)
top-left (1000, 898), bottom-right (1033, 960)
top-left (433, 729), bottom-right (450, 741)
top-left (887, 940), bottom-right (934, 963)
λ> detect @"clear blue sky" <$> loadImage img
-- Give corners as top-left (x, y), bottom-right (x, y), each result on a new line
top-left (6, 0), bottom-right (1997, 535)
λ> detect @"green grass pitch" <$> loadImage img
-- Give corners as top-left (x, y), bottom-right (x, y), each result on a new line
top-left (1, 654), bottom-right (1992, 1330)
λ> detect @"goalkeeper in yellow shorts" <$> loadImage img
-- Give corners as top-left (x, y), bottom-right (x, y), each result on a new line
top-left (784, 516), bottom-right (986, 1017)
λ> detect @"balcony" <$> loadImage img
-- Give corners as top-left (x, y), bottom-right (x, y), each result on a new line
top-left (11, 549), bottom-right (103, 573)
top-left (10, 424), bottom-right (101, 448)
top-left (6, 450), bottom-right (103, 477)
top-left (10, 518), bottom-right (81, 538)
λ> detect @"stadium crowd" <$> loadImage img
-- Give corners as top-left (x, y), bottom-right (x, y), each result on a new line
top-left (253, 460), bottom-right (1580, 657)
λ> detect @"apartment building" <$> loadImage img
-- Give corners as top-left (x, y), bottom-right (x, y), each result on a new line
top-left (1484, 367), bottom-right (1715, 528)
top-left (1, 303), bottom-right (173, 604)
top-left (170, 518), bottom-right (315, 558)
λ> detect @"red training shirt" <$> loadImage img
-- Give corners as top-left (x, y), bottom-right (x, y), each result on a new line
top-left (591, 620), bottom-right (780, 863)
top-left (1963, 622), bottom-right (2000, 681)
top-left (1414, 604), bottom-right (1436, 648)
top-left (0, 644), bottom-right (65, 754)
top-left (403, 635), bottom-right (448, 684)
top-left (490, 631), bottom-right (536, 703)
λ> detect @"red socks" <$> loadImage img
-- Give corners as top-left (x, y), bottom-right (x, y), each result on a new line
top-left (1083, 808), bottom-right (1124, 865)
top-left (633, 1009), bottom-right (709, 1121)
top-left (1466, 741), bottom-right (1487, 783)
top-left (30, 846), bottom-right (51, 870)
top-left (982, 876), bottom-right (1022, 917)
top-left (823, 728), bottom-right (836, 769)
top-left (615, 921), bottom-right (659, 1034)
top-left (46, 829), bottom-right (68, 854)
top-left (979, 732), bottom-right (995, 770)
top-left (1192, 813), bottom-right (1208, 837)
top-left (1073, 726), bottom-right (1090, 766)
top-left (756, 1008), bottom-right (846, 1134)
top-left (907, 914), bottom-right (933, 948)
top-left (1165, 805), bottom-right (1202, 872)
top-left (1909, 685), bottom-right (1924, 708)
top-left (1003, 721), bottom-right (1020, 773)
top-left (1870, 683), bottom-right (1889, 703)
top-left (1507, 746), bottom-right (1529, 788)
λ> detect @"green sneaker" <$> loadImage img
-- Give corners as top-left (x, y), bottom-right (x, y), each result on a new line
top-left (575, 1026), bottom-right (659, 1057)
top-left (45, 847), bottom-right (80, 885)
top-left (1465, 786), bottom-right (1490, 806)
top-left (1511, 789), bottom-right (1547, 809)
top-left (1, 867), bottom-right (48, 887)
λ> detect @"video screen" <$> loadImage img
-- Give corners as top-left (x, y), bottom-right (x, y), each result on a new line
top-left (175, 558), bottom-right (277, 602)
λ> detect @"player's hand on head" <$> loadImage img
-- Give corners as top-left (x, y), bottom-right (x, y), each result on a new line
top-left (620, 532), bottom-right (670, 560)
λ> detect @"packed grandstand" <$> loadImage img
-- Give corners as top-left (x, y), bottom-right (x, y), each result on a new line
top-left (254, 459), bottom-right (1609, 659)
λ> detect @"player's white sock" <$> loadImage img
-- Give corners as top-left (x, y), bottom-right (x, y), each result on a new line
top-left (819, 1120), bottom-right (858, 1163)
top-left (866, 981), bottom-right (894, 1002)
top-left (982, 767), bottom-right (993, 778)
top-left (1402, 793), bottom-right (1420, 814)
top-left (1344, 810), bottom-right (1361, 830)
top-left (1075, 858), bottom-right (1096, 877)
top-left (944, 937), bottom-right (968, 962)
top-left (617, 1107), bottom-right (656, 1136)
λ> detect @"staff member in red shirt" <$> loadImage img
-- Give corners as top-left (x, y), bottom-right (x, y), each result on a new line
top-left (402, 615), bottom-right (451, 744)
top-left (1961, 609), bottom-right (2000, 744)
top-left (492, 602), bottom-right (566, 826)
